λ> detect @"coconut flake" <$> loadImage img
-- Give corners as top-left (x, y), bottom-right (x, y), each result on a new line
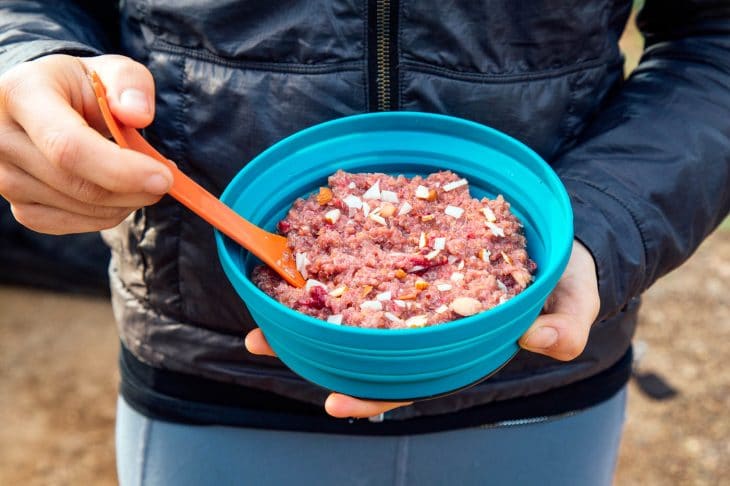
top-left (425, 249), bottom-right (441, 260)
top-left (384, 312), bottom-right (401, 323)
top-left (360, 300), bottom-right (383, 311)
top-left (410, 265), bottom-right (426, 273)
top-left (381, 190), bottom-right (399, 203)
top-left (305, 279), bottom-right (327, 292)
top-left (435, 304), bottom-right (450, 314)
top-left (445, 205), bottom-right (464, 219)
top-left (496, 279), bottom-right (508, 292)
top-left (343, 194), bottom-right (362, 209)
top-left (418, 231), bottom-right (427, 249)
top-left (433, 237), bottom-right (446, 251)
top-left (324, 208), bottom-right (341, 224)
top-left (393, 299), bottom-right (407, 308)
top-left (376, 291), bottom-right (392, 301)
top-left (436, 283), bottom-right (453, 292)
top-left (327, 314), bottom-right (343, 325)
top-left (442, 178), bottom-right (468, 192)
top-left (405, 315), bottom-right (429, 328)
top-left (482, 206), bottom-right (497, 222)
top-left (397, 201), bottom-right (413, 216)
top-left (450, 272), bottom-right (464, 282)
top-left (362, 180), bottom-right (381, 200)
top-left (486, 222), bottom-right (505, 237)
top-left (362, 201), bottom-right (370, 217)
top-left (369, 212), bottom-right (387, 225)
top-left (415, 185), bottom-right (431, 199)
top-left (295, 252), bottom-right (309, 279)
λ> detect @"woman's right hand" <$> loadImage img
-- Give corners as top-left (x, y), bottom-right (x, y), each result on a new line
top-left (0, 54), bottom-right (172, 234)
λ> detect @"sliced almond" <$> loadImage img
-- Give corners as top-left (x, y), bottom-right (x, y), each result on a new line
top-left (501, 251), bottom-right (513, 265)
top-left (324, 208), bottom-right (341, 224)
top-left (317, 187), bottom-right (333, 205)
top-left (376, 290), bottom-right (392, 301)
top-left (295, 252), bottom-right (309, 279)
top-left (449, 296), bottom-right (482, 317)
top-left (433, 237), bottom-right (446, 251)
top-left (435, 304), bottom-right (450, 314)
top-left (511, 270), bottom-right (533, 287)
top-left (450, 272), bottom-right (464, 282)
top-left (305, 279), bottom-right (327, 292)
top-left (496, 279), bottom-right (508, 292)
top-left (393, 299), bottom-right (407, 308)
top-left (384, 312), bottom-right (402, 323)
top-left (425, 249), bottom-right (441, 260)
top-left (369, 213), bottom-right (387, 225)
top-left (436, 283), bottom-right (452, 292)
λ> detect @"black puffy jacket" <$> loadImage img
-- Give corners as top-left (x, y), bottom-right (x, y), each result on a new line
top-left (1, 0), bottom-right (728, 425)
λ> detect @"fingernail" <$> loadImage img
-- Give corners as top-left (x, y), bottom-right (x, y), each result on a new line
top-left (522, 326), bottom-right (558, 350)
top-left (119, 89), bottom-right (150, 114)
top-left (144, 174), bottom-right (170, 195)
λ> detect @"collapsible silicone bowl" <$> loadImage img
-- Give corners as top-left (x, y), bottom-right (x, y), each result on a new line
top-left (215, 112), bottom-right (573, 400)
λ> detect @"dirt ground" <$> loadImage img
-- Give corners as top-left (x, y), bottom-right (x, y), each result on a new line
top-left (1, 226), bottom-right (728, 485)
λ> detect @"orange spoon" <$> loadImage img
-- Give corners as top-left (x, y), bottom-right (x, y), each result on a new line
top-left (89, 71), bottom-right (305, 288)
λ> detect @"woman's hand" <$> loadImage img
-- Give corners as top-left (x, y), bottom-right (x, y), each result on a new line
top-left (0, 54), bottom-right (172, 234)
top-left (519, 240), bottom-right (600, 360)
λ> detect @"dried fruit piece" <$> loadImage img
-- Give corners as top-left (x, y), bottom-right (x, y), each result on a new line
top-left (317, 187), bottom-right (333, 205)
top-left (394, 268), bottom-right (407, 279)
top-left (415, 279), bottom-right (429, 290)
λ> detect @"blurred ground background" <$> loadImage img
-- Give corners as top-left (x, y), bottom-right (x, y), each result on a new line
top-left (1, 4), bottom-right (729, 485)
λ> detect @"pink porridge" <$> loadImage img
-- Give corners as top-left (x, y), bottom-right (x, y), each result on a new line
top-left (252, 170), bottom-right (536, 329)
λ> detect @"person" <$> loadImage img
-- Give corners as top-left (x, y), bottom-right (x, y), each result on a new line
top-left (0, 1), bottom-right (728, 484)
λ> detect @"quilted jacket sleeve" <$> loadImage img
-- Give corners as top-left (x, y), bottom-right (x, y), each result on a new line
top-left (553, 0), bottom-right (730, 321)
top-left (0, 1), bottom-right (117, 74)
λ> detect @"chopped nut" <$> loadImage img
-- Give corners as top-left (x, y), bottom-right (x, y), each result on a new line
top-left (418, 231), bottom-right (427, 248)
top-left (415, 279), bottom-right (429, 290)
top-left (511, 270), bottom-right (533, 287)
top-left (425, 249), bottom-right (441, 260)
top-left (486, 222), bottom-right (505, 237)
top-left (361, 285), bottom-right (374, 298)
top-left (384, 312), bottom-right (402, 323)
top-left (436, 283), bottom-right (452, 292)
top-left (305, 279), bottom-right (327, 292)
top-left (450, 272), bottom-right (464, 282)
top-left (478, 248), bottom-right (491, 262)
top-left (397, 201), bottom-right (413, 216)
top-left (360, 300), bottom-right (383, 311)
top-left (317, 187), bottom-right (333, 205)
top-left (415, 185), bottom-right (430, 199)
top-left (449, 296), bottom-right (483, 316)
top-left (435, 304), bottom-right (450, 314)
top-left (329, 285), bottom-right (347, 297)
top-left (394, 268), bottom-right (407, 279)
top-left (379, 203), bottom-right (396, 217)
top-left (369, 212), bottom-right (387, 225)
top-left (381, 190), bottom-right (399, 203)
top-left (362, 180), bottom-right (381, 200)
top-left (405, 315), bottom-right (429, 328)
top-left (481, 206), bottom-right (497, 222)
top-left (501, 251), bottom-right (513, 265)
top-left (421, 214), bottom-right (435, 222)
top-left (376, 290), bottom-right (392, 301)
top-left (433, 237), bottom-right (446, 251)
top-left (324, 208), bottom-right (341, 224)
top-left (444, 205), bottom-right (464, 219)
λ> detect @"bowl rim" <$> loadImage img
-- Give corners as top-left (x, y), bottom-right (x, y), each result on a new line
top-left (216, 111), bottom-right (573, 336)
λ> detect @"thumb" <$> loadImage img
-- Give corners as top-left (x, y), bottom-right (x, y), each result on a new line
top-left (79, 55), bottom-right (155, 128)
top-left (519, 312), bottom-right (592, 361)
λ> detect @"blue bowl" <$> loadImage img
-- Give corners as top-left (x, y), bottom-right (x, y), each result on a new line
top-left (215, 112), bottom-right (573, 400)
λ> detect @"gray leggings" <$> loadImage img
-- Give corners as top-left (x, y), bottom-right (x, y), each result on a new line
top-left (117, 387), bottom-right (626, 486)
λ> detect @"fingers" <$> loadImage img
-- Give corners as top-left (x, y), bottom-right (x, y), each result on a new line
top-left (79, 55), bottom-right (156, 128)
top-left (244, 328), bottom-right (278, 357)
top-left (519, 241), bottom-right (600, 361)
top-left (0, 56), bottom-right (172, 197)
top-left (324, 393), bottom-right (412, 419)
top-left (10, 202), bottom-right (133, 235)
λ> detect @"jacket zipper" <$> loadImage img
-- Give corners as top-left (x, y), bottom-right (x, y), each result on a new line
top-left (369, 0), bottom-right (398, 111)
